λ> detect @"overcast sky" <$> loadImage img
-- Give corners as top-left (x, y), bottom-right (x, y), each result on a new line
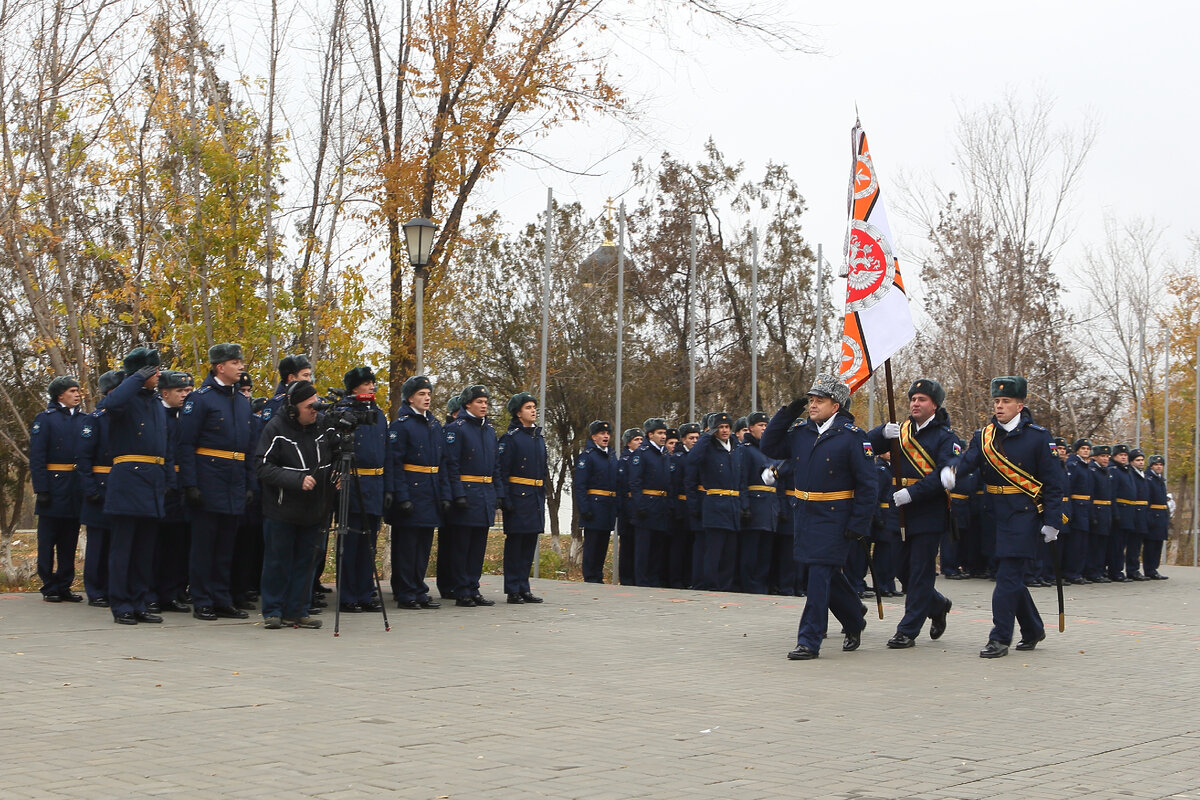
top-left (473, 1), bottom-right (1197, 315)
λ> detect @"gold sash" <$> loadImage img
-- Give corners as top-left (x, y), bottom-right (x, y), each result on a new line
top-left (899, 419), bottom-right (935, 476)
top-left (981, 424), bottom-right (1042, 502)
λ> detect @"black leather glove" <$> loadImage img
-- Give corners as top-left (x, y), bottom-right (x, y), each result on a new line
top-left (136, 364), bottom-right (159, 381)
top-left (453, 496), bottom-right (469, 511)
top-left (397, 500), bottom-right (414, 516)
top-left (740, 508), bottom-right (753, 525)
top-left (86, 493), bottom-right (102, 505)
top-left (843, 528), bottom-right (863, 541)
top-left (383, 492), bottom-right (394, 512)
top-left (184, 486), bottom-right (203, 507)
top-left (579, 509), bottom-right (594, 522)
top-left (635, 509), bottom-right (647, 520)
top-left (36, 491), bottom-right (50, 506)
top-left (440, 500), bottom-right (452, 515)
top-left (785, 397), bottom-right (808, 420)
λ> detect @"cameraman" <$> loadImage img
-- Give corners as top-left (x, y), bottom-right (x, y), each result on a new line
top-left (255, 380), bottom-right (334, 629)
top-left (337, 367), bottom-right (388, 613)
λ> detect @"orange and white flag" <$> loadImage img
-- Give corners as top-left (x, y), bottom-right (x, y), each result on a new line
top-left (838, 122), bottom-right (915, 392)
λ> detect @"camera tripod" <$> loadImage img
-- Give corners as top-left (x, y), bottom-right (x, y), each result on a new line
top-left (330, 439), bottom-right (391, 636)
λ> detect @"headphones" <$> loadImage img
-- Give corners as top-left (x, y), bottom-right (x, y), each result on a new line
top-left (285, 381), bottom-right (304, 421)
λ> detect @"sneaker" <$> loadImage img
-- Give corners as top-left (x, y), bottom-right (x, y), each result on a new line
top-left (263, 616), bottom-right (282, 629)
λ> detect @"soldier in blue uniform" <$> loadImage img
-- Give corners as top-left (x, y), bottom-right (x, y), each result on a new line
top-left (443, 385), bottom-right (500, 606)
top-left (332, 367), bottom-right (388, 612)
top-left (574, 420), bottom-right (617, 584)
top-left (386, 374), bottom-right (450, 608)
top-left (943, 376), bottom-right (1066, 658)
top-left (946, 449), bottom-right (974, 580)
top-left (261, 354), bottom-right (314, 421)
top-left (1126, 449), bottom-right (1150, 580)
top-left (686, 412), bottom-right (749, 592)
top-left (230, 371), bottom-right (264, 610)
top-left (767, 458), bottom-right (801, 596)
top-left (733, 417), bottom-right (749, 445)
top-left (669, 422), bottom-right (701, 589)
top-left (30, 374), bottom-right (86, 602)
top-left (762, 374), bottom-right (876, 660)
top-left (100, 348), bottom-right (173, 624)
top-left (629, 418), bottom-right (671, 587)
top-left (177, 343), bottom-right (253, 621)
top-left (1107, 444), bottom-right (1135, 581)
top-left (499, 392), bottom-right (547, 603)
top-left (739, 411), bottom-right (778, 594)
top-left (1062, 439), bottom-right (1093, 584)
top-left (152, 370), bottom-right (194, 612)
top-left (871, 454), bottom-right (902, 596)
top-left (1144, 455), bottom-right (1170, 580)
top-left (77, 370), bottom-right (124, 606)
top-left (615, 427), bottom-right (643, 585)
top-left (435, 391), bottom-right (465, 597)
top-left (1084, 445), bottom-right (1113, 582)
top-left (870, 378), bottom-right (957, 649)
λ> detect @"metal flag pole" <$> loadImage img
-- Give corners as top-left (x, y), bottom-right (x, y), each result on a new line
top-left (1136, 321), bottom-right (1145, 449)
top-left (688, 215), bottom-right (697, 421)
top-left (534, 188), bottom-right (552, 580)
top-left (613, 202), bottom-right (626, 583)
top-left (751, 229), bottom-right (759, 411)
top-left (1164, 341), bottom-right (1169, 482)
top-left (815, 243), bottom-right (824, 371)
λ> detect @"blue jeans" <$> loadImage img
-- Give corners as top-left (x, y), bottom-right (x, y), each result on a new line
top-left (261, 518), bottom-right (324, 619)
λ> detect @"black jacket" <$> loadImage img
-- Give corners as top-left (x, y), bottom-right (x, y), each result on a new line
top-left (255, 412), bottom-right (336, 525)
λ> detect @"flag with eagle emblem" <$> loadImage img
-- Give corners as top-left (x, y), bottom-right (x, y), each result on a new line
top-left (838, 121), bottom-right (915, 392)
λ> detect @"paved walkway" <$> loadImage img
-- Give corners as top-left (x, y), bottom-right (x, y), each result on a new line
top-left (3, 570), bottom-right (1199, 799)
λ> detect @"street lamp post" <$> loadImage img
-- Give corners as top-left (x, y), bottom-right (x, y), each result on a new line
top-left (403, 217), bottom-right (437, 374)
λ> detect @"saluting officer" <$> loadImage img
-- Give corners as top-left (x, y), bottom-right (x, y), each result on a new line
top-left (338, 367), bottom-right (388, 613)
top-left (761, 375), bottom-right (876, 660)
top-left (443, 385), bottom-right (501, 606)
top-left (499, 392), bottom-right (548, 604)
top-left (615, 428), bottom-right (643, 585)
top-left (870, 379), bottom-right (956, 649)
top-left (943, 376), bottom-right (1066, 658)
top-left (31, 375), bottom-right (86, 602)
top-left (101, 347), bottom-right (173, 625)
top-left (77, 370), bottom-right (125, 606)
top-left (386, 375), bottom-right (450, 609)
top-left (573, 420), bottom-right (617, 584)
top-left (177, 343), bottom-right (253, 621)
top-left (686, 411), bottom-right (749, 593)
top-left (740, 411), bottom-right (778, 595)
top-left (1063, 439), bottom-right (1093, 584)
top-left (1108, 444), bottom-right (1135, 581)
top-left (1084, 445), bottom-right (1114, 583)
top-left (153, 370), bottom-right (194, 612)
top-left (628, 418), bottom-right (672, 587)
top-left (1144, 455), bottom-right (1170, 580)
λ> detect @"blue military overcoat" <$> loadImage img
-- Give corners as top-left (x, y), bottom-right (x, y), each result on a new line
top-left (443, 411), bottom-right (500, 528)
top-left (30, 402), bottom-right (84, 517)
top-left (498, 421), bottom-right (548, 535)
top-left (740, 436), bottom-right (779, 532)
top-left (627, 442), bottom-right (672, 532)
top-left (347, 401), bottom-right (388, 516)
top-left (98, 372), bottom-right (172, 519)
top-left (574, 442), bottom-right (617, 532)
top-left (386, 402), bottom-right (450, 527)
top-left (684, 433), bottom-right (748, 532)
top-left (1146, 470), bottom-right (1169, 541)
top-left (867, 409), bottom-right (959, 537)
top-left (176, 375), bottom-right (251, 515)
top-left (76, 410), bottom-right (113, 528)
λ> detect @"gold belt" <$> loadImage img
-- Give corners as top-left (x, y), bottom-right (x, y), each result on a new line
top-left (1070, 494), bottom-right (1090, 500)
top-left (706, 489), bottom-right (740, 496)
top-left (900, 477), bottom-right (922, 486)
top-left (508, 476), bottom-right (544, 487)
top-left (1150, 504), bottom-right (1167, 510)
top-left (114, 455), bottom-right (165, 465)
top-left (91, 466), bottom-right (112, 474)
top-left (676, 494), bottom-right (687, 501)
top-left (403, 464), bottom-right (438, 474)
top-left (460, 474), bottom-right (492, 483)
top-left (949, 492), bottom-right (969, 500)
top-left (641, 489), bottom-right (667, 497)
top-left (355, 467), bottom-right (385, 476)
top-left (787, 489), bottom-right (854, 501)
top-left (195, 447), bottom-right (245, 461)
top-left (1092, 499), bottom-right (1111, 505)
top-left (1115, 498), bottom-right (1137, 505)
top-left (46, 463), bottom-right (75, 471)
top-left (587, 489), bottom-right (616, 497)
top-left (1134, 500), bottom-right (1148, 506)
top-left (746, 485), bottom-right (776, 493)
top-left (986, 485), bottom-right (1025, 495)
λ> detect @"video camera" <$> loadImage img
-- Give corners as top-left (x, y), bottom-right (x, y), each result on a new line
top-left (317, 388), bottom-right (379, 433)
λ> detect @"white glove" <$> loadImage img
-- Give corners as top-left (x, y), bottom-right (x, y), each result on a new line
top-left (761, 467), bottom-right (776, 487)
top-left (1041, 525), bottom-right (1058, 543)
top-left (940, 467), bottom-right (956, 491)
top-left (892, 488), bottom-right (912, 507)
top-left (883, 421), bottom-right (901, 439)
top-left (1168, 494), bottom-right (1176, 515)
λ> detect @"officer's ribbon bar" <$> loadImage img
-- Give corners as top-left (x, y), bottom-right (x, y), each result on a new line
top-left (899, 420), bottom-right (935, 477)
top-left (980, 424), bottom-right (1042, 501)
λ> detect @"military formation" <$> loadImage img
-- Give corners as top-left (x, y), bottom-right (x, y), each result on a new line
top-left (30, 347), bottom-right (1174, 656)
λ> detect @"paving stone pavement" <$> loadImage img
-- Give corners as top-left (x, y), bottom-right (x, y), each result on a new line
top-left (3, 568), bottom-right (1199, 799)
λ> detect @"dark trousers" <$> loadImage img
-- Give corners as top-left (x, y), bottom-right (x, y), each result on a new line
top-left (36, 515), bottom-right (80, 596)
top-left (391, 525), bottom-right (434, 603)
top-left (939, 530), bottom-right (962, 575)
top-left (261, 518), bottom-right (323, 620)
top-left (990, 556), bottom-right (1044, 645)
top-left (769, 533), bottom-right (798, 595)
top-left (581, 529), bottom-right (611, 583)
top-left (897, 532), bottom-right (950, 638)
top-left (844, 538), bottom-right (869, 593)
top-left (1124, 530), bottom-right (1144, 577)
top-left (702, 528), bottom-right (737, 592)
top-left (189, 510), bottom-right (238, 608)
top-left (154, 521), bottom-right (190, 605)
top-left (873, 537), bottom-right (899, 593)
top-left (739, 530), bottom-right (770, 594)
top-left (445, 525), bottom-right (488, 599)
top-left (1106, 528), bottom-right (1128, 578)
top-left (108, 515), bottom-right (157, 616)
top-left (1062, 526), bottom-right (1087, 580)
top-left (1143, 539), bottom-right (1164, 576)
top-left (616, 519), bottom-right (637, 585)
top-left (436, 526), bottom-right (453, 598)
top-left (340, 513), bottom-right (380, 604)
top-left (667, 529), bottom-right (692, 589)
top-left (1084, 531), bottom-right (1108, 579)
top-left (634, 525), bottom-right (667, 587)
top-left (690, 527), bottom-right (708, 589)
top-left (83, 524), bottom-right (111, 601)
top-left (231, 515), bottom-right (264, 601)
top-left (503, 532), bottom-right (538, 594)
top-left (796, 564), bottom-right (865, 652)
top-left (960, 522), bottom-right (984, 575)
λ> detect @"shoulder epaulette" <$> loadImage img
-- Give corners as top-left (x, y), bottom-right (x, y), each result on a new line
top-left (844, 423), bottom-right (864, 433)
top-left (197, 386), bottom-right (212, 394)
top-left (91, 409), bottom-right (106, 418)
top-left (1028, 423), bottom-right (1047, 432)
